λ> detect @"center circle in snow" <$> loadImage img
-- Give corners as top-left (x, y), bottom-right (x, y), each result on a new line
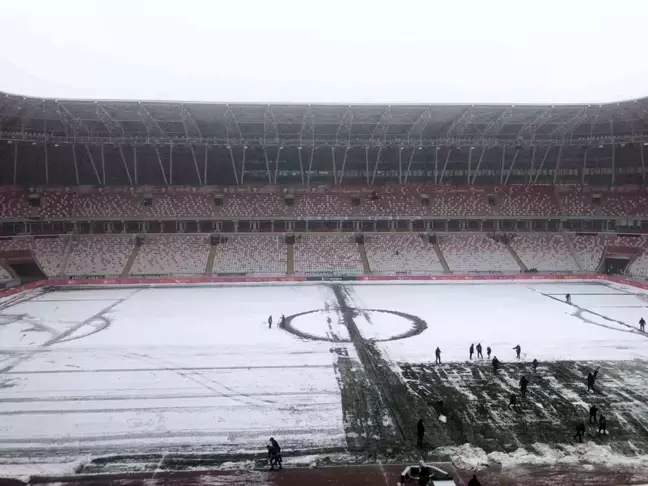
top-left (283, 308), bottom-right (427, 343)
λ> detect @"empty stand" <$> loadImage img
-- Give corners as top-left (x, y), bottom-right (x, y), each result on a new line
top-left (439, 234), bottom-right (519, 273)
top-left (294, 235), bottom-right (363, 275)
top-left (75, 193), bottom-right (141, 218)
top-left (510, 234), bottom-right (580, 272)
top-left (65, 236), bottom-right (133, 276)
top-left (212, 236), bottom-right (287, 276)
top-left (131, 235), bottom-right (209, 276)
top-left (364, 234), bottom-right (444, 274)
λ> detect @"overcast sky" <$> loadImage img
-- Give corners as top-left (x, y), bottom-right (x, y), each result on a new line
top-left (0, 0), bottom-right (646, 105)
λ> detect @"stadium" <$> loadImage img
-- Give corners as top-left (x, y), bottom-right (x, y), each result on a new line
top-left (2, 89), bottom-right (648, 486)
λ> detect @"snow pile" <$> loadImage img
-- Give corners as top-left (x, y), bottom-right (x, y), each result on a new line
top-left (433, 442), bottom-right (648, 471)
top-left (433, 444), bottom-right (490, 470)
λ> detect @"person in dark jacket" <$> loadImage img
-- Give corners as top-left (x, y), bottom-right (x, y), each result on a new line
top-left (280, 314), bottom-right (286, 329)
top-left (566, 293), bottom-right (572, 304)
top-left (435, 347), bottom-right (441, 364)
top-left (532, 358), bottom-right (539, 371)
top-left (513, 344), bottom-right (521, 359)
top-left (492, 356), bottom-right (500, 372)
top-left (268, 315), bottom-right (273, 329)
top-left (476, 343), bottom-right (483, 359)
top-left (598, 415), bottom-right (607, 435)
top-left (574, 421), bottom-right (585, 443)
top-left (469, 343), bottom-right (475, 360)
top-left (416, 418), bottom-right (425, 448)
top-left (509, 393), bottom-right (519, 410)
top-left (640, 317), bottom-right (646, 332)
top-left (269, 437), bottom-right (281, 454)
top-left (487, 346), bottom-right (492, 359)
top-left (589, 405), bottom-right (599, 424)
top-left (587, 372), bottom-right (595, 392)
top-left (468, 474), bottom-right (481, 486)
top-left (520, 376), bottom-right (529, 397)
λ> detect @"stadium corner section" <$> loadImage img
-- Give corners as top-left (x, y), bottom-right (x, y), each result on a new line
top-left (0, 272), bottom-right (645, 299)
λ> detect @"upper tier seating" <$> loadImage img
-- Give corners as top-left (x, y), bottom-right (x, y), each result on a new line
top-left (510, 234), bottom-right (579, 272)
top-left (294, 235), bottom-right (363, 275)
top-left (364, 234), bottom-right (444, 274)
top-left (131, 235), bottom-right (209, 276)
top-left (439, 234), bottom-right (519, 273)
top-left (147, 194), bottom-right (216, 218)
top-left (75, 193), bottom-right (140, 218)
top-left (213, 236), bottom-right (287, 276)
top-left (0, 193), bottom-right (26, 219)
top-left (65, 236), bottom-right (133, 276)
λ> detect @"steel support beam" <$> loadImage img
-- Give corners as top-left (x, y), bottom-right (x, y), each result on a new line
top-left (533, 146), bottom-right (552, 184)
top-left (611, 142), bottom-right (616, 186)
top-left (297, 147), bottom-right (305, 184)
top-left (224, 106), bottom-right (243, 145)
top-left (528, 145), bottom-right (537, 183)
top-left (434, 148), bottom-right (439, 184)
top-left (467, 147), bottom-right (473, 184)
top-left (404, 147), bottom-right (417, 184)
top-left (365, 147), bottom-right (370, 185)
top-left (133, 146), bottom-right (138, 184)
top-left (240, 146), bottom-right (247, 184)
top-left (499, 146), bottom-right (507, 184)
top-left (180, 105), bottom-right (202, 139)
top-left (306, 146), bottom-right (315, 187)
top-left (335, 108), bottom-right (353, 146)
top-left (339, 147), bottom-right (349, 185)
top-left (263, 107), bottom-right (279, 146)
top-left (138, 103), bottom-right (166, 139)
top-left (263, 147), bottom-right (272, 184)
top-left (504, 148), bottom-right (520, 184)
top-left (300, 107), bottom-right (315, 147)
top-left (189, 146), bottom-right (203, 185)
top-left (517, 107), bottom-right (553, 139)
top-left (446, 106), bottom-right (475, 138)
top-left (84, 145), bottom-right (102, 184)
top-left (581, 148), bottom-right (588, 186)
top-left (169, 144), bottom-right (173, 185)
top-left (371, 146), bottom-right (383, 184)
top-left (331, 147), bottom-right (337, 185)
top-left (408, 107), bottom-right (432, 145)
top-left (640, 143), bottom-right (646, 187)
top-left (274, 147), bottom-right (281, 184)
top-left (227, 146), bottom-right (240, 185)
top-left (552, 145), bottom-right (563, 185)
top-left (549, 106), bottom-right (589, 139)
top-left (471, 147), bottom-right (487, 184)
top-left (371, 106), bottom-right (392, 145)
top-left (44, 143), bottom-right (49, 185)
top-left (154, 146), bottom-right (169, 185)
top-left (203, 146), bottom-right (208, 185)
top-left (398, 147), bottom-right (403, 183)
top-left (483, 107), bottom-right (513, 135)
top-left (118, 145), bottom-right (133, 185)
top-left (96, 105), bottom-right (125, 140)
top-left (13, 142), bottom-right (17, 186)
top-left (438, 148), bottom-right (453, 184)
top-left (101, 144), bottom-right (106, 185)
top-left (72, 145), bottom-right (80, 185)
top-left (57, 102), bottom-right (90, 138)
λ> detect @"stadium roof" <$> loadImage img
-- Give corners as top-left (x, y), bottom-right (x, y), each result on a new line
top-left (1, 91), bottom-right (648, 148)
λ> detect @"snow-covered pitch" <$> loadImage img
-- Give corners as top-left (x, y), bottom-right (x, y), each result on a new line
top-left (0, 279), bottom-right (647, 475)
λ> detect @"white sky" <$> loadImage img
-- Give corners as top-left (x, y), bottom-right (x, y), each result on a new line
top-left (0, 0), bottom-right (646, 104)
